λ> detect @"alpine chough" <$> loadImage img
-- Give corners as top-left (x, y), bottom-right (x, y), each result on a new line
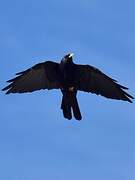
top-left (2, 53), bottom-right (134, 120)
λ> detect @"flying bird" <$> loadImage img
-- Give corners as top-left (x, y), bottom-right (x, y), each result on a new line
top-left (2, 53), bottom-right (134, 120)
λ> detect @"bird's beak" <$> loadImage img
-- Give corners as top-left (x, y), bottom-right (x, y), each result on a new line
top-left (69, 53), bottom-right (74, 58)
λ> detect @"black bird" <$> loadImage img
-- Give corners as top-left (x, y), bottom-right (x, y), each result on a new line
top-left (2, 53), bottom-right (134, 120)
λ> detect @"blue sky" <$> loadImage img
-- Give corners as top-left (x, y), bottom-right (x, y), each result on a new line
top-left (0, 0), bottom-right (135, 179)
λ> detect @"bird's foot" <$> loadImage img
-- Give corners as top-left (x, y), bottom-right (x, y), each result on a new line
top-left (68, 87), bottom-right (74, 92)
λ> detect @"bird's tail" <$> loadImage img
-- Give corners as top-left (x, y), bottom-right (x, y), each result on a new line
top-left (61, 91), bottom-right (82, 120)
top-left (71, 95), bottom-right (82, 120)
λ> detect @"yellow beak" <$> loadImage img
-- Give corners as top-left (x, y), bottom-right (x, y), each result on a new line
top-left (69, 53), bottom-right (74, 58)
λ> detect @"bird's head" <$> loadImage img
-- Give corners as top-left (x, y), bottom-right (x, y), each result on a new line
top-left (61, 53), bottom-right (74, 63)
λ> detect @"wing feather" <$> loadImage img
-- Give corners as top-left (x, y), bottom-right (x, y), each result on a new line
top-left (74, 64), bottom-right (134, 103)
top-left (2, 61), bottom-right (61, 94)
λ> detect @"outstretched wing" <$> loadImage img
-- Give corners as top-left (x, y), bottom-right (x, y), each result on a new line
top-left (74, 64), bottom-right (134, 103)
top-left (2, 61), bottom-right (61, 94)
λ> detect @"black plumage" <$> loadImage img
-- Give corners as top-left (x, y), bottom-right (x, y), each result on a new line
top-left (2, 53), bottom-right (134, 120)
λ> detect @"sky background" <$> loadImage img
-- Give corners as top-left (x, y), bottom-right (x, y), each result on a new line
top-left (0, 0), bottom-right (135, 179)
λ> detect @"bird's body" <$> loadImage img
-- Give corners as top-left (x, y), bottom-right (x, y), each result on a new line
top-left (59, 54), bottom-right (82, 120)
top-left (59, 55), bottom-right (75, 87)
top-left (2, 53), bottom-right (134, 120)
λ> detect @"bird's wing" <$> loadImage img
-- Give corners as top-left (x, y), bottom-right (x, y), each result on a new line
top-left (74, 64), bottom-right (134, 103)
top-left (2, 61), bottom-right (61, 94)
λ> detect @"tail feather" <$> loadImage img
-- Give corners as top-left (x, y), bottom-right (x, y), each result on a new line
top-left (61, 95), bottom-right (72, 120)
top-left (72, 96), bottom-right (82, 120)
top-left (61, 91), bottom-right (82, 120)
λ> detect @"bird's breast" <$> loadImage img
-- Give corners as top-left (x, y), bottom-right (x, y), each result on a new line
top-left (59, 63), bottom-right (76, 88)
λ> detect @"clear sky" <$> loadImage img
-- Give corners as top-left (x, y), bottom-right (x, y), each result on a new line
top-left (0, 0), bottom-right (135, 180)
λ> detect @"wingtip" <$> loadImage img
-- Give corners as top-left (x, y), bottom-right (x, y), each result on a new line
top-left (5, 91), bottom-right (10, 95)
top-left (126, 95), bottom-right (134, 103)
top-left (128, 99), bottom-right (133, 103)
top-left (7, 80), bottom-right (12, 83)
top-left (1, 88), bottom-right (9, 94)
top-left (16, 72), bottom-right (21, 75)
top-left (2, 87), bottom-right (7, 91)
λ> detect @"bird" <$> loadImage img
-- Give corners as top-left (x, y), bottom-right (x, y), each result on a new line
top-left (2, 53), bottom-right (134, 120)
